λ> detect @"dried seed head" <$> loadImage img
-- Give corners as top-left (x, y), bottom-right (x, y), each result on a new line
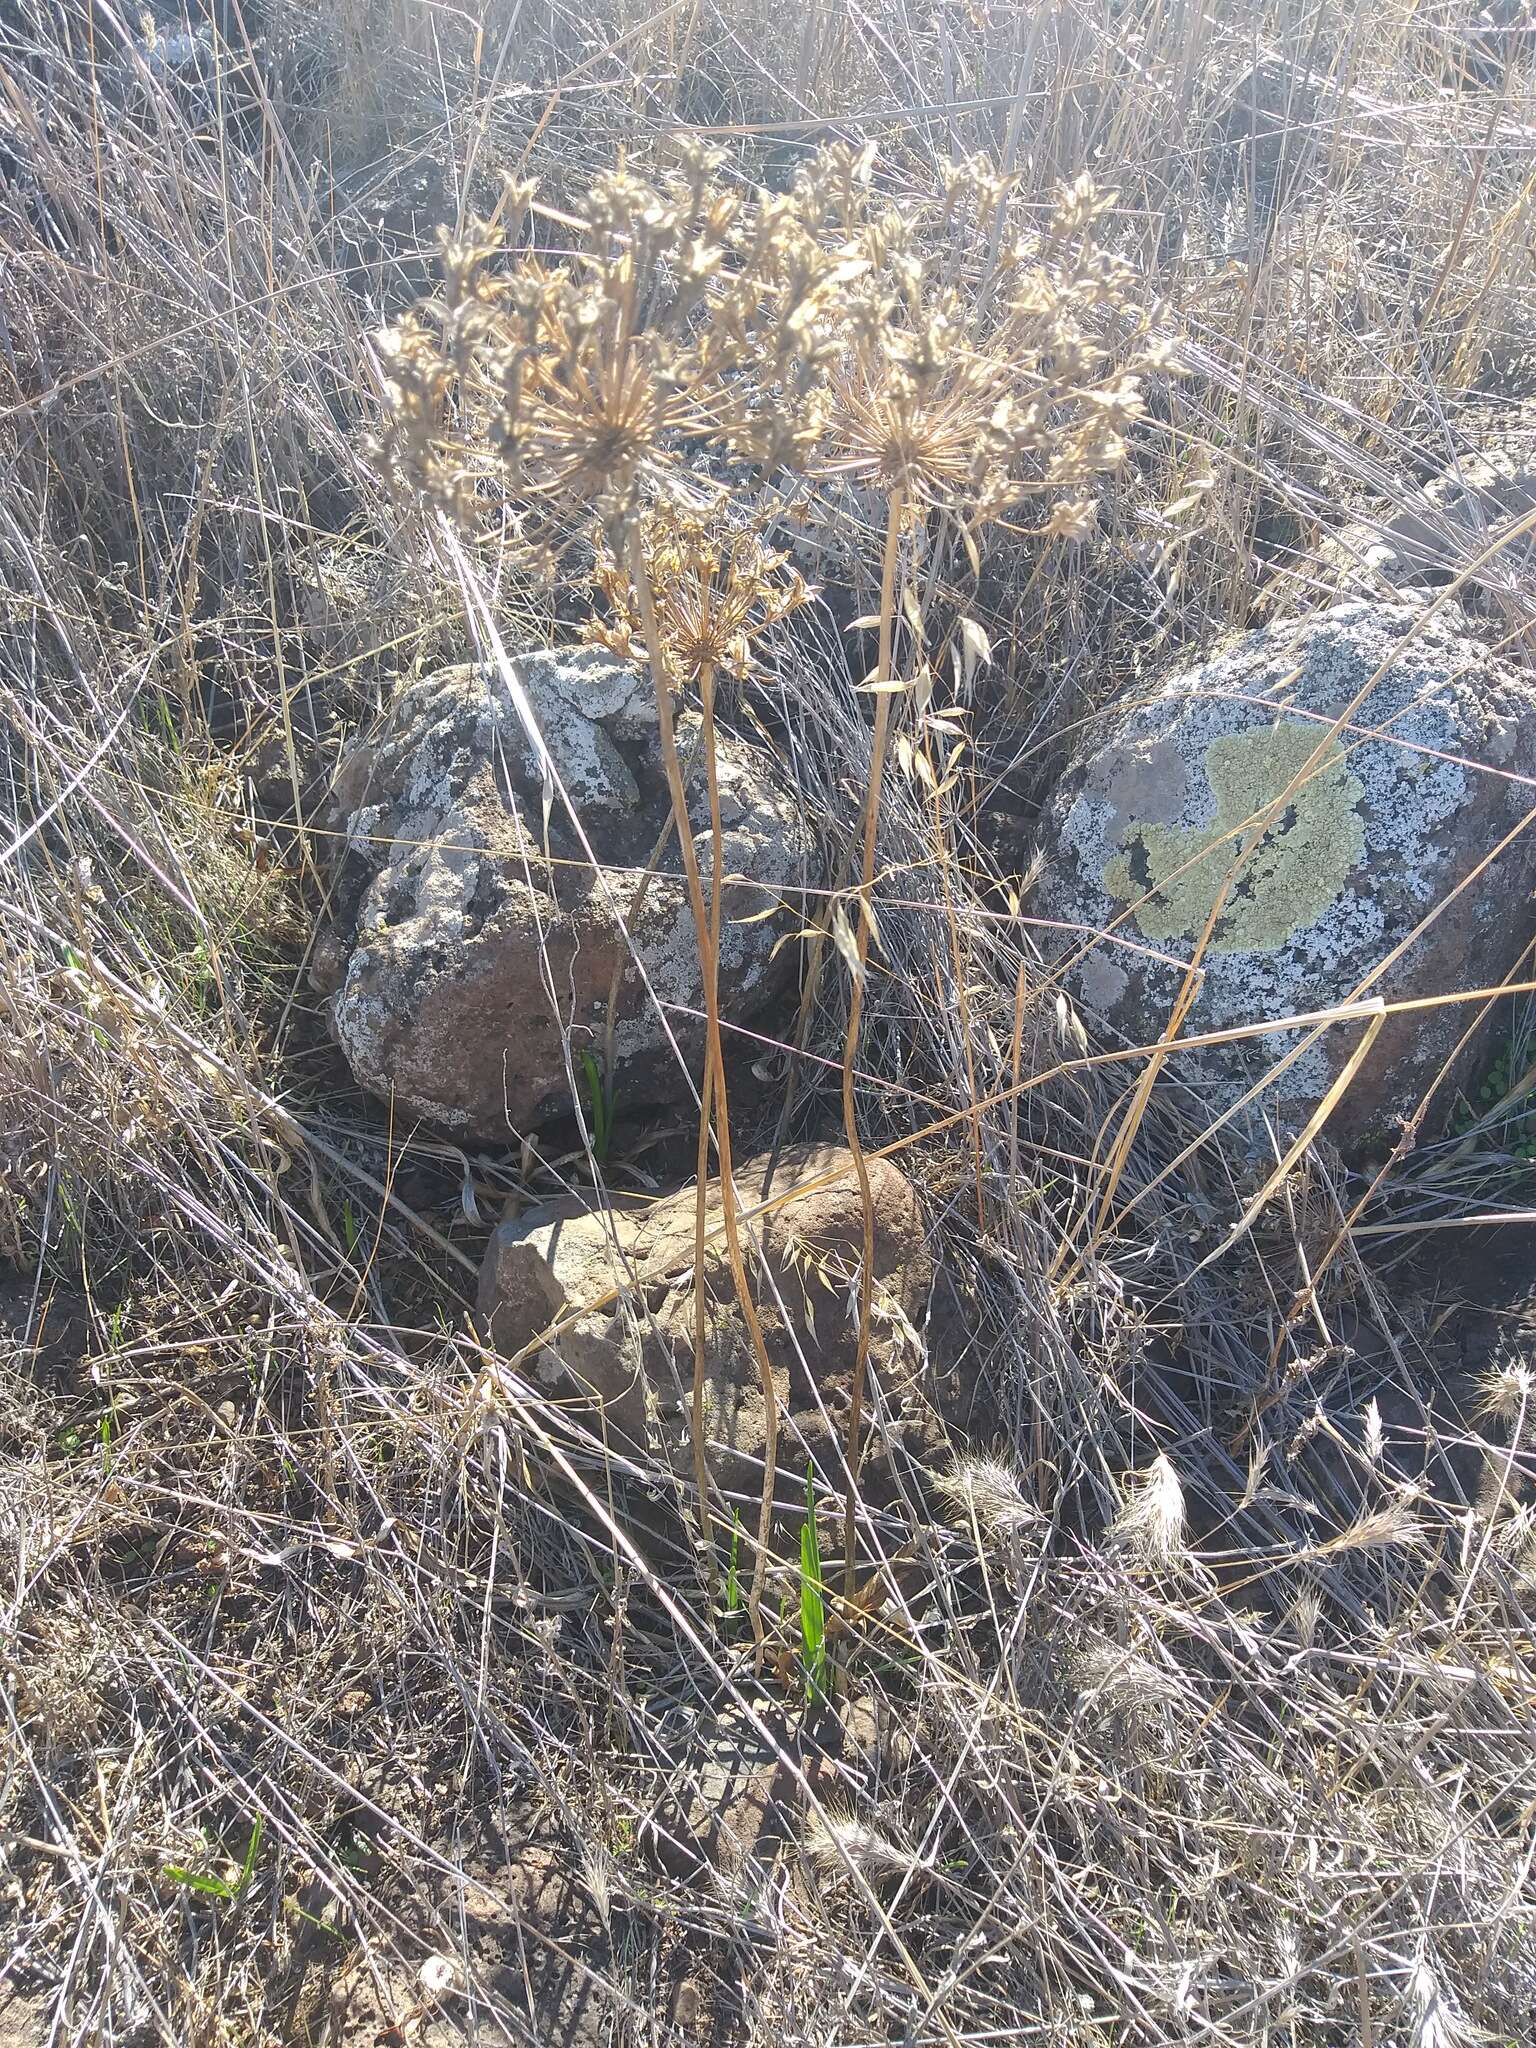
top-left (377, 143), bottom-right (1169, 581)
top-left (1362, 1397), bottom-right (1386, 1465)
top-left (1305, 1499), bottom-right (1426, 1561)
top-left (1405, 1951), bottom-right (1478, 2048)
top-left (1109, 1452), bottom-right (1187, 1567)
top-left (1285, 1587), bottom-right (1322, 1649)
top-left (1489, 1501), bottom-right (1536, 1572)
top-left (1474, 1359), bottom-right (1533, 1434)
top-left (935, 1455), bottom-right (1039, 1541)
top-left (1071, 1637), bottom-right (1190, 1762)
top-left (803, 1810), bottom-right (916, 1887)
top-left (587, 501), bottom-right (812, 686)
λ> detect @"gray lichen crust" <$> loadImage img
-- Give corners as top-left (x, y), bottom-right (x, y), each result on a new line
top-left (317, 648), bottom-right (813, 1138)
top-left (1039, 601), bottom-right (1536, 1157)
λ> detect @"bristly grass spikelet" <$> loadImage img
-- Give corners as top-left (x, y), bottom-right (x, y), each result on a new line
top-left (936, 1454), bottom-right (1039, 1542)
top-left (803, 1810), bottom-right (918, 1888)
top-left (1109, 1451), bottom-right (1188, 1567)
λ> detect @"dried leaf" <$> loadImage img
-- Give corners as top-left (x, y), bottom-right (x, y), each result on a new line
top-left (958, 614), bottom-right (991, 696)
top-left (831, 902), bottom-right (865, 985)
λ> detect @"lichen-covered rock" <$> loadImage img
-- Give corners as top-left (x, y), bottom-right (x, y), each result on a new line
top-left (477, 1143), bottom-right (941, 1516)
top-left (316, 650), bottom-right (811, 1138)
top-left (1037, 602), bottom-right (1536, 1159)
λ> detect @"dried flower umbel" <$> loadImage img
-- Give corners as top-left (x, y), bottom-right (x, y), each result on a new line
top-left (381, 150), bottom-right (1160, 589)
top-left (380, 141), bottom-right (1166, 1641)
top-left (588, 504), bottom-right (811, 683)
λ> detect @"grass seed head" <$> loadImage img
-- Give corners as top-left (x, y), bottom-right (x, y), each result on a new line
top-left (1109, 1451), bottom-right (1187, 1567)
top-left (803, 1810), bottom-right (917, 1888)
top-left (935, 1454), bottom-right (1040, 1542)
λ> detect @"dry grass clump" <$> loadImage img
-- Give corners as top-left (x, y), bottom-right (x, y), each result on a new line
top-left (3, 3), bottom-right (1536, 2046)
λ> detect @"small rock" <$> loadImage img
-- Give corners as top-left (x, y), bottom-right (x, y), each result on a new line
top-left (1320, 428), bottom-right (1536, 604)
top-left (642, 1696), bottom-right (893, 1880)
top-left (417, 1953), bottom-right (461, 2000)
top-left (477, 1142), bottom-right (937, 1508)
top-left (1037, 601), bottom-right (1536, 1160)
top-left (317, 650), bottom-right (812, 1140)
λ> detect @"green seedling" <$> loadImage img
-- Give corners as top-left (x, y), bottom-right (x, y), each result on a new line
top-left (577, 1049), bottom-right (613, 1163)
top-left (724, 1508), bottom-right (743, 1615)
top-left (183, 938), bottom-right (215, 1015)
top-left (290, 1904), bottom-right (350, 1945)
top-left (53, 1406), bottom-right (112, 1460)
top-left (164, 1815), bottom-right (264, 1904)
top-left (1453, 1039), bottom-right (1536, 1162)
top-left (799, 1466), bottom-right (828, 1703)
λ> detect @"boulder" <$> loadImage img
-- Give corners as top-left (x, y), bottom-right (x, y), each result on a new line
top-left (1202, 57), bottom-right (1323, 218)
top-left (1417, 0), bottom-right (1534, 89)
top-left (477, 1143), bottom-right (937, 1511)
top-left (316, 650), bottom-right (811, 1139)
top-left (1036, 602), bottom-right (1536, 1160)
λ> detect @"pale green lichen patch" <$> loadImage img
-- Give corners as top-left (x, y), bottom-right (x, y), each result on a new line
top-left (1102, 721), bottom-right (1366, 953)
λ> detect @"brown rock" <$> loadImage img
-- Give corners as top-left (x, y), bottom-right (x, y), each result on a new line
top-left (318, 650), bottom-right (812, 1140)
top-left (477, 1143), bottom-right (936, 1512)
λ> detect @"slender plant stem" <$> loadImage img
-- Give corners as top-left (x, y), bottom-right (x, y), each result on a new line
top-left (600, 722), bottom-right (704, 1090)
top-left (690, 660), bottom-right (723, 1582)
top-left (840, 484), bottom-right (905, 1600)
top-left (626, 535), bottom-right (780, 1653)
top-left (931, 774), bottom-right (986, 1232)
top-left (691, 1031), bottom-right (718, 1565)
